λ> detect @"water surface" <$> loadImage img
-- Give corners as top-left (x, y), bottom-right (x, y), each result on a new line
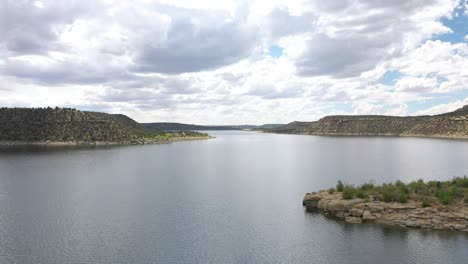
top-left (0, 131), bottom-right (467, 264)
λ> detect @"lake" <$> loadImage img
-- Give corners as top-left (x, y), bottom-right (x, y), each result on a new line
top-left (0, 131), bottom-right (467, 264)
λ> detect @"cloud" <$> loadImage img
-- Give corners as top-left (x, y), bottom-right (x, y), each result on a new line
top-left (415, 98), bottom-right (468, 115)
top-left (133, 8), bottom-right (258, 74)
top-left (0, 0), bottom-right (102, 54)
top-left (289, 0), bottom-right (456, 78)
top-left (0, 0), bottom-right (466, 124)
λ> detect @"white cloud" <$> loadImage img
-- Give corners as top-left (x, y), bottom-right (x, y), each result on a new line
top-left (415, 98), bottom-right (468, 115)
top-left (351, 102), bottom-right (384, 115)
top-left (0, 0), bottom-right (466, 124)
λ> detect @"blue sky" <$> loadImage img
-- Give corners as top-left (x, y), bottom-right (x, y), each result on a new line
top-left (0, 0), bottom-right (467, 124)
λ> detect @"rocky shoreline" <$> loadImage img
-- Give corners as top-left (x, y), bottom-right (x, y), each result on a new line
top-left (266, 105), bottom-right (468, 140)
top-left (303, 191), bottom-right (468, 232)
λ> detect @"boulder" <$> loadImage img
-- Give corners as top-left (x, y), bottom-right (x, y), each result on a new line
top-left (368, 205), bottom-right (385, 213)
top-left (326, 198), bottom-right (364, 213)
top-left (349, 208), bottom-right (364, 217)
top-left (345, 216), bottom-right (363, 224)
top-left (362, 210), bottom-right (377, 220)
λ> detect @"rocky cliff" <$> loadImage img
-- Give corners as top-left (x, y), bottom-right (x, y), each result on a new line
top-left (268, 105), bottom-right (468, 139)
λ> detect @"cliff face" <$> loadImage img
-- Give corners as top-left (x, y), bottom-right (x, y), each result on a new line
top-left (269, 105), bottom-right (468, 139)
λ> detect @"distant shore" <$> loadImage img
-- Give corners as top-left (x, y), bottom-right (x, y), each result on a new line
top-left (268, 132), bottom-right (468, 140)
top-left (303, 178), bottom-right (468, 232)
top-left (0, 136), bottom-right (213, 147)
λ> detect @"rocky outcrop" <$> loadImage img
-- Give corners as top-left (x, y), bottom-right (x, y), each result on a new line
top-left (303, 191), bottom-right (468, 232)
top-left (269, 105), bottom-right (468, 139)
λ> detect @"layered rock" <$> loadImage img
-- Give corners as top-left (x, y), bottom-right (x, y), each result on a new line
top-left (269, 105), bottom-right (468, 139)
top-left (303, 191), bottom-right (468, 232)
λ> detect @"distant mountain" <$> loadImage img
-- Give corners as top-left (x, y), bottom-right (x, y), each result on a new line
top-left (0, 108), bottom-right (208, 144)
top-left (264, 105), bottom-right (468, 139)
top-left (254, 124), bottom-right (287, 130)
top-left (143, 122), bottom-right (243, 131)
top-left (143, 122), bottom-right (286, 131)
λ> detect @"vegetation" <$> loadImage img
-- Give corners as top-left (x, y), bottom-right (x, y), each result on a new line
top-left (342, 186), bottom-right (355, 200)
top-left (143, 122), bottom-right (244, 131)
top-left (336, 180), bottom-right (344, 192)
top-left (0, 107), bottom-right (209, 144)
top-left (422, 198), bottom-right (431, 208)
top-left (332, 176), bottom-right (468, 205)
top-left (266, 105), bottom-right (468, 139)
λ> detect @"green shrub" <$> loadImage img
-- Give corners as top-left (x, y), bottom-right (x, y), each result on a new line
top-left (395, 180), bottom-right (405, 188)
top-left (422, 198), bottom-right (431, 207)
top-left (328, 188), bottom-right (336, 194)
top-left (336, 180), bottom-right (344, 192)
top-left (356, 189), bottom-right (369, 199)
top-left (360, 181), bottom-right (375, 191)
top-left (380, 184), bottom-right (397, 202)
top-left (342, 186), bottom-right (355, 200)
top-left (398, 193), bottom-right (409, 203)
top-left (409, 179), bottom-right (427, 194)
top-left (453, 176), bottom-right (468, 188)
top-left (437, 190), bottom-right (455, 205)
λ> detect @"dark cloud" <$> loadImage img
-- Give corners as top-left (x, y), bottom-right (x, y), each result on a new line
top-left (134, 17), bottom-right (258, 74)
top-left (0, 0), bottom-right (101, 54)
top-left (296, 34), bottom-right (394, 78)
top-left (3, 57), bottom-right (132, 85)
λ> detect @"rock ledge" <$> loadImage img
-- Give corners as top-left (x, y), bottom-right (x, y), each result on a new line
top-left (303, 191), bottom-right (468, 232)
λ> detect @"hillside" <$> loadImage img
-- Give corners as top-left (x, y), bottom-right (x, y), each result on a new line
top-left (254, 124), bottom-right (285, 130)
top-left (142, 123), bottom-right (281, 131)
top-left (0, 107), bottom-right (209, 144)
top-left (266, 105), bottom-right (468, 139)
top-left (143, 122), bottom-right (242, 131)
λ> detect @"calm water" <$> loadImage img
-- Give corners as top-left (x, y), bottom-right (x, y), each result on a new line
top-left (0, 131), bottom-right (468, 264)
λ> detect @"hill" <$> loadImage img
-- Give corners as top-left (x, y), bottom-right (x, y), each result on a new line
top-left (265, 105), bottom-right (468, 139)
top-left (143, 122), bottom-right (243, 131)
top-left (142, 123), bottom-right (282, 131)
top-left (254, 124), bottom-right (285, 130)
top-left (0, 107), bottom-right (209, 145)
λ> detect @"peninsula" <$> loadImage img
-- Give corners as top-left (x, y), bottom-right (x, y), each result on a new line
top-left (266, 105), bottom-right (468, 139)
top-left (303, 178), bottom-right (468, 232)
top-left (0, 107), bottom-right (211, 145)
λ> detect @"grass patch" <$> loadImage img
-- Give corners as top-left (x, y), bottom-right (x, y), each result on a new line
top-left (332, 176), bottom-right (468, 205)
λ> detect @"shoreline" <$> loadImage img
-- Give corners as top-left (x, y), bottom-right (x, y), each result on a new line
top-left (303, 190), bottom-right (468, 232)
top-left (264, 131), bottom-right (468, 140)
top-left (0, 136), bottom-right (213, 147)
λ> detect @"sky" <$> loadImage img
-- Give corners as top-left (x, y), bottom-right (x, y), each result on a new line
top-left (0, 0), bottom-right (467, 124)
